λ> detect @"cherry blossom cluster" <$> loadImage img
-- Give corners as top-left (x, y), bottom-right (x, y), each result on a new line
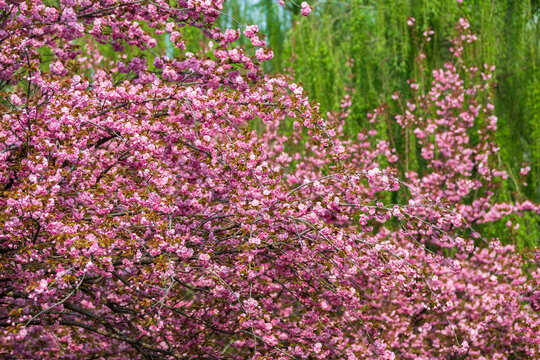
top-left (0, 1), bottom-right (537, 359)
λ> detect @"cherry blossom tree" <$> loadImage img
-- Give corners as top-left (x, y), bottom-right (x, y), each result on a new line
top-left (0, 1), bottom-right (538, 359)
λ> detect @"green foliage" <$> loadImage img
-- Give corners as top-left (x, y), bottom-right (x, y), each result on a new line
top-left (478, 212), bottom-right (540, 250)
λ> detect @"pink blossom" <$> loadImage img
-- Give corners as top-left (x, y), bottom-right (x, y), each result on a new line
top-left (0, 6), bottom-right (537, 360)
top-left (255, 48), bottom-right (274, 61)
top-left (50, 61), bottom-right (66, 75)
top-left (10, 94), bottom-right (23, 106)
top-left (199, 253), bottom-right (210, 262)
top-left (244, 25), bottom-right (259, 38)
top-left (301, 2), bottom-right (312, 16)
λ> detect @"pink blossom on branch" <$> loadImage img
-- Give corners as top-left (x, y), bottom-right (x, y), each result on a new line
top-left (0, 1), bottom-right (537, 359)
top-left (301, 2), bottom-right (312, 16)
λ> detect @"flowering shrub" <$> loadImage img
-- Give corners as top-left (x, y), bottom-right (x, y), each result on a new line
top-left (0, 1), bottom-right (537, 359)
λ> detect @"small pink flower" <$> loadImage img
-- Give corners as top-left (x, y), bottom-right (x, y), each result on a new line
top-left (413, 128), bottom-right (426, 139)
top-left (255, 48), bottom-right (274, 61)
top-left (263, 335), bottom-right (278, 346)
top-left (34, 279), bottom-right (48, 294)
top-left (301, 2), bottom-right (312, 16)
top-left (19, 327), bottom-right (28, 338)
top-left (50, 61), bottom-right (66, 76)
top-left (320, 300), bottom-right (331, 311)
top-left (223, 28), bottom-right (239, 43)
top-left (199, 253), bottom-right (210, 262)
top-left (244, 25), bottom-right (259, 38)
top-left (407, 17), bottom-right (415, 27)
top-left (10, 94), bottom-right (23, 106)
top-left (249, 237), bottom-right (261, 245)
top-left (61, 7), bottom-right (77, 22)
